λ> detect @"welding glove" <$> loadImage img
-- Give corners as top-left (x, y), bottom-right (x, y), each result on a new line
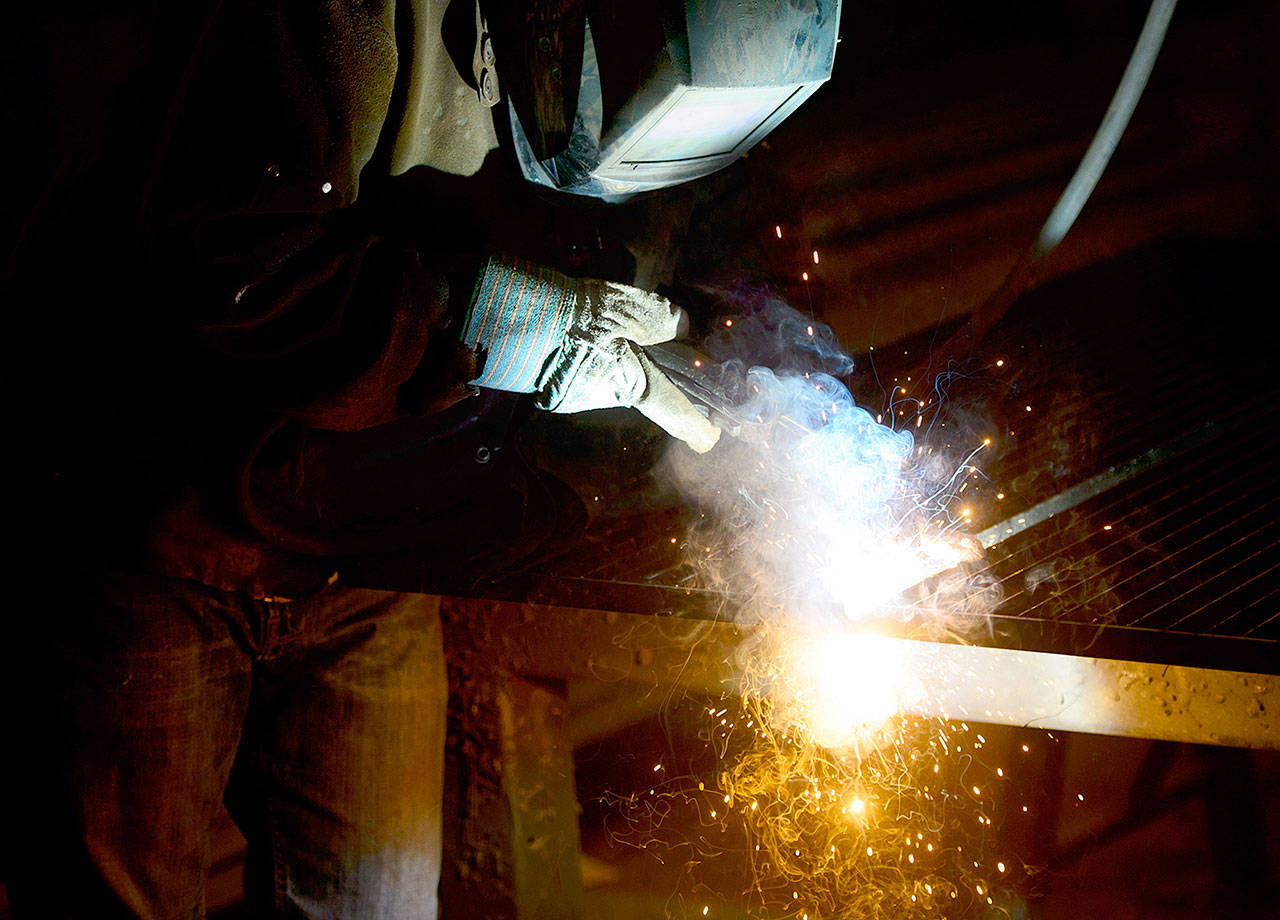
top-left (462, 254), bottom-right (721, 453)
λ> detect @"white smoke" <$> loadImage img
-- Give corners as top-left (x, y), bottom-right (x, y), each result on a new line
top-left (665, 289), bottom-right (999, 631)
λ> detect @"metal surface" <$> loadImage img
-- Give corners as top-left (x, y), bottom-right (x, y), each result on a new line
top-left (975, 411), bottom-right (1280, 649)
top-left (440, 598), bottom-right (586, 920)
top-left (938, 242), bottom-right (1280, 676)
top-left (973, 405), bottom-right (1255, 550)
top-left (439, 597), bottom-right (1279, 750)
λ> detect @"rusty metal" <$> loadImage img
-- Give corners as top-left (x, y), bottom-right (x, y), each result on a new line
top-left (440, 598), bottom-right (586, 919)
top-left (441, 596), bottom-right (1278, 750)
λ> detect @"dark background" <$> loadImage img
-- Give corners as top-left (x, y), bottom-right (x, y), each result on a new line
top-left (4, 0), bottom-right (1277, 916)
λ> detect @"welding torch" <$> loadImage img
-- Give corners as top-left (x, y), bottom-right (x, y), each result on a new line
top-left (645, 341), bottom-right (752, 440)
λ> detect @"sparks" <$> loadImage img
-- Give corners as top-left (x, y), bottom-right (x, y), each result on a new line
top-left (649, 293), bottom-right (1012, 920)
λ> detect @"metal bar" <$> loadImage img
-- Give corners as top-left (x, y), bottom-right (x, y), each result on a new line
top-left (975, 406), bottom-right (1254, 549)
top-left (440, 599), bottom-right (586, 920)
top-left (444, 597), bottom-right (1279, 750)
top-left (499, 676), bottom-right (586, 920)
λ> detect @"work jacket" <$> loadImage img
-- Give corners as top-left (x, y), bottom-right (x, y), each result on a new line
top-left (22, 0), bottom-right (587, 597)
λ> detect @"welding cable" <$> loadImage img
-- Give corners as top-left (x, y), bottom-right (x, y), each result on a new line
top-left (1032, 0), bottom-right (1179, 257)
top-left (919, 0), bottom-right (1179, 382)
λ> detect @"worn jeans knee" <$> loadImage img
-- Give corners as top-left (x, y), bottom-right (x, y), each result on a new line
top-left (7, 574), bottom-right (446, 920)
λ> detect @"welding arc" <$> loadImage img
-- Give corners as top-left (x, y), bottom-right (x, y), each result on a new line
top-left (918, 0), bottom-right (1179, 383)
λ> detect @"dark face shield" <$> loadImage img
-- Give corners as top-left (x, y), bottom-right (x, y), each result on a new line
top-left (505, 1), bottom-right (842, 203)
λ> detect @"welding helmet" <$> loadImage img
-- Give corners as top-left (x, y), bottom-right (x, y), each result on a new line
top-left (479, 0), bottom-right (842, 203)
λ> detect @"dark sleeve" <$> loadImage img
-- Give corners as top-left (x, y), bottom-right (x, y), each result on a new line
top-left (141, 0), bottom-right (484, 433)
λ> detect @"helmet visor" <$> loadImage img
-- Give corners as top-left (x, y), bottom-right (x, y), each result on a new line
top-left (510, 2), bottom-right (840, 202)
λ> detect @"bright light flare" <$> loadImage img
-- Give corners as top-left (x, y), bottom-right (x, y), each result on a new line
top-left (656, 292), bottom-right (1015, 917)
top-left (780, 632), bottom-right (923, 751)
top-left (819, 539), bottom-right (932, 620)
top-left (820, 531), bottom-right (984, 621)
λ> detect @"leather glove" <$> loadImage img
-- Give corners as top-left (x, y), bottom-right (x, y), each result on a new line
top-left (463, 254), bottom-right (721, 453)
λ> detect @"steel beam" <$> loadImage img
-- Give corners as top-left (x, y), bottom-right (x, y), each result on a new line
top-left (442, 597), bottom-right (1278, 750)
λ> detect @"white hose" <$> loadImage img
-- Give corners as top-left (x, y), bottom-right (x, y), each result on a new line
top-left (1033, 0), bottom-right (1179, 258)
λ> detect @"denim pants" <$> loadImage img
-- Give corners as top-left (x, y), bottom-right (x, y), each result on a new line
top-left (8, 573), bottom-right (446, 919)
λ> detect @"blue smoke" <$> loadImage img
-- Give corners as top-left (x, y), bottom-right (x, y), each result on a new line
top-left (666, 289), bottom-right (993, 628)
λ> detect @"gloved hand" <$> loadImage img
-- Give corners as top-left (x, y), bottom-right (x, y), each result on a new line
top-left (463, 254), bottom-right (721, 453)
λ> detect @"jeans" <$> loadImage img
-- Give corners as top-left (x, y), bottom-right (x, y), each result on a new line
top-left (8, 573), bottom-right (446, 919)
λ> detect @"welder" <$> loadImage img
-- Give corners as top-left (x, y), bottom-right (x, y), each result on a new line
top-left (8, 1), bottom-right (839, 916)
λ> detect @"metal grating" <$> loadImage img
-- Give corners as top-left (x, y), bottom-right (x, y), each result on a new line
top-left (365, 241), bottom-right (1278, 676)
top-left (984, 410), bottom-right (1280, 642)
top-left (930, 239), bottom-right (1280, 670)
